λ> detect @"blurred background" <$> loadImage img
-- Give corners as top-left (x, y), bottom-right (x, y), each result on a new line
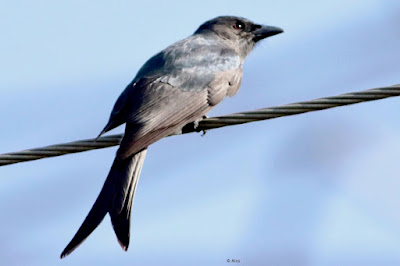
top-left (1, 1), bottom-right (400, 265)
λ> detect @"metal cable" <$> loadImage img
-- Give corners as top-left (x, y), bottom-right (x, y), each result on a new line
top-left (1, 84), bottom-right (399, 166)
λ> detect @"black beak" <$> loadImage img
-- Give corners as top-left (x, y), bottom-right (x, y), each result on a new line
top-left (252, 25), bottom-right (284, 42)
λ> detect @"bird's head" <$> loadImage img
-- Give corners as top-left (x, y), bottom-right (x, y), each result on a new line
top-left (194, 16), bottom-right (283, 58)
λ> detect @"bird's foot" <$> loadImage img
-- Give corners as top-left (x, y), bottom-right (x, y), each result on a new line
top-left (193, 115), bottom-right (208, 136)
top-left (180, 115), bottom-right (208, 135)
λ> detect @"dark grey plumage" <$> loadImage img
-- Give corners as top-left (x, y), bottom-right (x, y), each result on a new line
top-left (61, 16), bottom-right (283, 258)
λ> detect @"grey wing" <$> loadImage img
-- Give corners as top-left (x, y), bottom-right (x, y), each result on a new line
top-left (115, 78), bottom-right (211, 159)
top-left (98, 52), bottom-right (165, 137)
top-left (116, 65), bottom-right (243, 160)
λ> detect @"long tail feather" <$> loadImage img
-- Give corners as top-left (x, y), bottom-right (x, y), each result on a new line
top-left (110, 149), bottom-right (147, 250)
top-left (60, 149), bottom-right (147, 258)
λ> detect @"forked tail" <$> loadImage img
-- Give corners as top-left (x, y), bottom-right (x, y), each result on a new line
top-left (60, 149), bottom-right (147, 258)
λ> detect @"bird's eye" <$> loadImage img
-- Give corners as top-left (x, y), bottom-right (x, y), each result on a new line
top-left (233, 21), bottom-right (245, 30)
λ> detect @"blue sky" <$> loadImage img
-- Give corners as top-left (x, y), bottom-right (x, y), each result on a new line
top-left (1, 1), bottom-right (400, 265)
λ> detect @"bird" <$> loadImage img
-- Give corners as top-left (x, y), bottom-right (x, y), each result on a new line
top-left (60, 15), bottom-right (283, 258)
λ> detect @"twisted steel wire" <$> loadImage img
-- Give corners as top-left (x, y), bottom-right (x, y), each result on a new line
top-left (1, 84), bottom-right (399, 166)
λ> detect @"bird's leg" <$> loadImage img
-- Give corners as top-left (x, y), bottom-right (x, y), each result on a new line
top-left (172, 115), bottom-right (209, 136)
top-left (193, 115), bottom-right (208, 136)
top-left (179, 115), bottom-right (208, 135)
